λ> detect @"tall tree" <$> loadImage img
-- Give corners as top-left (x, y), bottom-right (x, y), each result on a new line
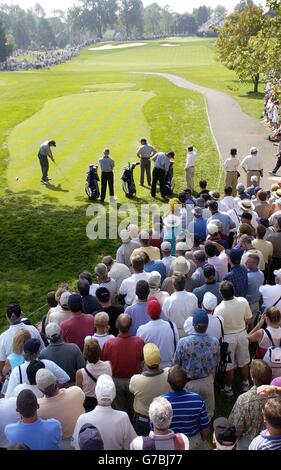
top-left (174, 13), bottom-right (197, 35)
top-left (160, 4), bottom-right (173, 35)
top-left (213, 4), bottom-right (228, 21)
top-left (0, 16), bottom-right (8, 62)
top-left (216, 5), bottom-right (265, 92)
top-left (234, 0), bottom-right (254, 13)
top-left (119, 0), bottom-right (144, 37)
top-left (193, 5), bottom-right (212, 26)
top-left (69, 0), bottom-right (117, 38)
top-left (143, 3), bottom-right (161, 36)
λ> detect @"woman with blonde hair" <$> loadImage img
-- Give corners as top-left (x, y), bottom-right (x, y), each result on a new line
top-left (76, 338), bottom-right (112, 412)
top-left (2, 328), bottom-right (32, 377)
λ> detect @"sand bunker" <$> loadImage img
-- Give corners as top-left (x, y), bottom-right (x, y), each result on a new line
top-left (89, 43), bottom-right (146, 51)
top-left (160, 43), bottom-right (180, 47)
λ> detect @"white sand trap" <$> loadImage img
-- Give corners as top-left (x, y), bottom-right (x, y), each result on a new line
top-left (160, 43), bottom-right (180, 47)
top-left (89, 43), bottom-right (146, 51)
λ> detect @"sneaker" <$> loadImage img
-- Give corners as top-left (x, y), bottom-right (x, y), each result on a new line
top-left (222, 386), bottom-right (234, 397)
top-left (241, 382), bottom-right (250, 393)
top-left (41, 180), bottom-right (48, 185)
top-left (110, 196), bottom-right (117, 203)
top-left (269, 171), bottom-right (276, 175)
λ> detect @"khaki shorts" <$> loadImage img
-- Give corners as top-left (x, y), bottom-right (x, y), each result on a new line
top-left (225, 329), bottom-right (250, 371)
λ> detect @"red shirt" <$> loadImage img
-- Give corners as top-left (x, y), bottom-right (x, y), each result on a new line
top-left (61, 314), bottom-right (95, 352)
top-left (102, 334), bottom-right (144, 378)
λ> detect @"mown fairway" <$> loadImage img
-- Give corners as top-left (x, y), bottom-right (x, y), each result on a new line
top-left (0, 38), bottom-right (263, 327)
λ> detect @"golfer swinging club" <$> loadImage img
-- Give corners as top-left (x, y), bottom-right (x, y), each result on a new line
top-left (38, 140), bottom-right (56, 184)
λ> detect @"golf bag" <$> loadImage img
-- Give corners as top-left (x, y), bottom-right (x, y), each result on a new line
top-left (85, 164), bottom-right (100, 200)
top-left (122, 162), bottom-right (140, 198)
top-left (163, 161), bottom-right (175, 196)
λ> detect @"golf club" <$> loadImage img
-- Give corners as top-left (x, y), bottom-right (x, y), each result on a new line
top-left (54, 161), bottom-right (70, 182)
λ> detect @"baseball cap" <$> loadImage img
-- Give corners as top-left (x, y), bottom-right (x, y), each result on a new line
top-left (95, 375), bottom-right (116, 405)
top-left (143, 343), bottom-right (161, 367)
top-left (147, 299), bottom-right (162, 320)
top-left (161, 241), bottom-right (171, 251)
top-left (209, 191), bottom-right (220, 201)
top-left (258, 217), bottom-right (270, 228)
top-left (176, 242), bottom-right (188, 252)
top-left (78, 424), bottom-right (104, 450)
top-left (192, 207), bottom-right (203, 217)
top-left (45, 322), bottom-right (61, 340)
top-left (274, 269), bottom-right (281, 279)
top-left (49, 140), bottom-right (56, 147)
top-left (202, 292), bottom-right (217, 311)
top-left (148, 271), bottom-right (162, 287)
top-left (60, 291), bottom-right (71, 308)
top-left (23, 338), bottom-right (41, 355)
top-left (139, 230), bottom-right (150, 240)
top-left (207, 223), bottom-right (219, 235)
top-left (95, 287), bottom-right (110, 302)
top-left (250, 146), bottom-right (258, 154)
top-left (213, 417), bottom-right (237, 448)
top-left (68, 294), bottom-right (82, 312)
top-left (171, 257), bottom-right (191, 275)
top-left (36, 369), bottom-right (57, 391)
top-left (120, 229), bottom-right (130, 243)
top-left (226, 248), bottom-right (242, 264)
top-left (192, 309), bottom-right (209, 327)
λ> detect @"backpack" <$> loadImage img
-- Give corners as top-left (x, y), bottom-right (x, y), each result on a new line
top-left (264, 329), bottom-right (281, 365)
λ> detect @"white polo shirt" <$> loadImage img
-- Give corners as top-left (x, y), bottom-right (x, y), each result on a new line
top-left (259, 284), bottom-right (281, 311)
top-left (162, 291), bottom-right (198, 335)
top-left (119, 272), bottom-right (149, 306)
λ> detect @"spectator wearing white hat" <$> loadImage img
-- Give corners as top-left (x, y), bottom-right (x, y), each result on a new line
top-left (147, 271), bottom-right (170, 306)
top-left (47, 291), bottom-right (72, 326)
top-left (160, 241), bottom-right (175, 276)
top-left (130, 230), bottom-right (161, 261)
top-left (127, 224), bottom-right (140, 244)
top-left (184, 292), bottom-right (224, 341)
top-left (39, 322), bottom-right (85, 383)
top-left (241, 147), bottom-right (263, 187)
top-left (73, 374), bottom-right (136, 450)
top-left (129, 343), bottom-right (170, 436)
top-left (161, 257), bottom-right (196, 295)
top-left (36, 369), bottom-right (85, 449)
top-left (206, 222), bottom-right (229, 249)
top-left (237, 199), bottom-right (259, 229)
top-left (116, 229), bottom-right (140, 271)
top-left (102, 255), bottom-right (131, 291)
top-left (162, 274), bottom-right (198, 338)
top-left (130, 396), bottom-right (189, 450)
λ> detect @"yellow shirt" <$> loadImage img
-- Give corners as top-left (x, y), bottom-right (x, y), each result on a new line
top-left (252, 239), bottom-right (273, 265)
top-left (214, 298), bottom-right (252, 334)
top-left (129, 368), bottom-right (170, 416)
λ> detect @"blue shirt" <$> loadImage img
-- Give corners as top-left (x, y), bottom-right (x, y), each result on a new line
top-left (208, 212), bottom-right (235, 236)
top-left (224, 264), bottom-right (248, 298)
top-left (193, 282), bottom-right (222, 308)
top-left (188, 217), bottom-right (207, 241)
top-left (5, 418), bottom-right (62, 450)
top-left (246, 269), bottom-right (264, 304)
top-left (173, 333), bottom-right (220, 379)
top-left (163, 390), bottom-right (210, 437)
top-left (144, 260), bottom-right (166, 284)
top-left (249, 431), bottom-right (281, 450)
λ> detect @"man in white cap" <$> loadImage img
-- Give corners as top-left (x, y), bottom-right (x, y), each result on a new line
top-left (147, 271), bottom-right (170, 306)
top-left (116, 229), bottom-right (140, 271)
top-left (73, 374), bottom-right (136, 450)
top-left (47, 291), bottom-right (72, 325)
top-left (102, 255), bottom-right (131, 291)
top-left (36, 368), bottom-right (85, 449)
top-left (160, 241), bottom-right (175, 276)
top-left (184, 292), bottom-right (224, 341)
top-left (241, 147), bottom-right (263, 187)
top-left (162, 274), bottom-right (198, 338)
top-left (161, 257), bottom-right (196, 295)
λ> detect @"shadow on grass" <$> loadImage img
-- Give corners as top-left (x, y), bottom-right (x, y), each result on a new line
top-left (0, 190), bottom-right (119, 330)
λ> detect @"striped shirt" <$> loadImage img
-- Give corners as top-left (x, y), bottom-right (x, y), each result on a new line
top-left (249, 431), bottom-right (281, 450)
top-left (163, 390), bottom-right (209, 437)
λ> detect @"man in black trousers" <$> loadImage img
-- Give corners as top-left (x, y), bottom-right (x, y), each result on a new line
top-left (151, 151), bottom-right (175, 199)
top-left (37, 140), bottom-right (56, 184)
top-left (99, 148), bottom-right (116, 202)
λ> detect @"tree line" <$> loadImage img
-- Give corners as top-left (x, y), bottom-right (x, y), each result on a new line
top-left (0, 1), bottom-right (229, 60)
